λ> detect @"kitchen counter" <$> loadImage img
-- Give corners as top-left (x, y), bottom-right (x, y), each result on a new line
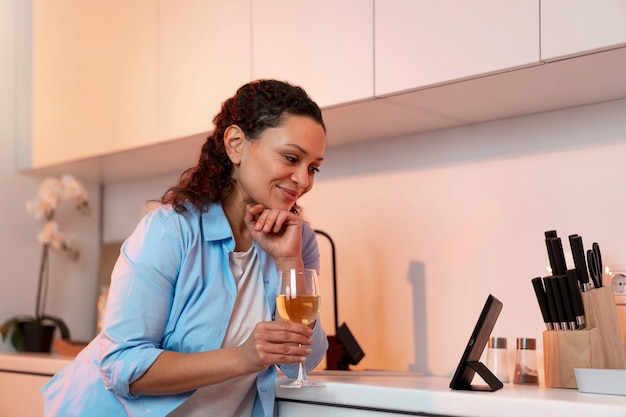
top-left (2, 353), bottom-right (625, 416)
top-left (275, 371), bottom-right (626, 417)
top-left (0, 352), bottom-right (72, 376)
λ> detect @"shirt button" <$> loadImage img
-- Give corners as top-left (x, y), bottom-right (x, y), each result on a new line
top-left (260, 387), bottom-right (267, 392)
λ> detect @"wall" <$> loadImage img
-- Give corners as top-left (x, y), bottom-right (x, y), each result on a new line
top-left (303, 98), bottom-right (626, 376)
top-left (0, 0), bottom-right (101, 351)
top-left (102, 98), bottom-right (626, 377)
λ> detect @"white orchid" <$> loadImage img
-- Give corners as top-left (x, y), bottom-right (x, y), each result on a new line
top-left (37, 221), bottom-right (63, 249)
top-left (26, 174), bottom-right (90, 260)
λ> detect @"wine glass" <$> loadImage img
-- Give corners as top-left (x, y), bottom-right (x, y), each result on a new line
top-left (276, 268), bottom-right (323, 388)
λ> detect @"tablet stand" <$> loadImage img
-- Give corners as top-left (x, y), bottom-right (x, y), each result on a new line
top-left (450, 361), bottom-right (503, 391)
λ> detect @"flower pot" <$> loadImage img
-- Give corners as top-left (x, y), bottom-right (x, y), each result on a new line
top-left (18, 322), bottom-right (55, 353)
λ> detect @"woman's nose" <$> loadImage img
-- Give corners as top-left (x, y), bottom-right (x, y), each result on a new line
top-left (291, 169), bottom-right (308, 189)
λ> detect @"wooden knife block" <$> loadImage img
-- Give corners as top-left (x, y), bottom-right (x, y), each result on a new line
top-left (543, 286), bottom-right (626, 389)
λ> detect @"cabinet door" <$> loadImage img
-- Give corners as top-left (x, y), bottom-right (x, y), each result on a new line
top-left (251, 0), bottom-right (373, 108)
top-left (32, 0), bottom-right (158, 168)
top-left (158, 0), bottom-right (252, 141)
top-left (375, 0), bottom-right (539, 96)
top-left (541, 0), bottom-right (626, 61)
top-left (0, 372), bottom-right (51, 417)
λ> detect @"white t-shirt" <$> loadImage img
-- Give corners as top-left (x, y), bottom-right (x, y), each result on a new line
top-left (168, 245), bottom-right (270, 417)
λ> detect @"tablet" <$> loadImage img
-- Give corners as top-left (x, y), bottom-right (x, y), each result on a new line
top-left (449, 294), bottom-right (504, 391)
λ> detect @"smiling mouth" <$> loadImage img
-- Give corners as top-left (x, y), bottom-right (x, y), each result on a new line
top-left (278, 186), bottom-right (299, 201)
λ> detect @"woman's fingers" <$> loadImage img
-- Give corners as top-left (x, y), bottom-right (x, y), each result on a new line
top-left (238, 321), bottom-right (313, 371)
top-left (256, 320), bottom-right (312, 345)
top-left (245, 204), bottom-right (289, 232)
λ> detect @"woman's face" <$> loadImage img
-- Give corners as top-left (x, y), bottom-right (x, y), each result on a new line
top-left (233, 115), bottom-right (326, 211)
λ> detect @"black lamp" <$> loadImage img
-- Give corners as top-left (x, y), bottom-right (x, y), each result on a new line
top-left (314, 229), bottom-right (365, 370)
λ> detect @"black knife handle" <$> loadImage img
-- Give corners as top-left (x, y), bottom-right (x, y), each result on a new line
top-left (566, 269), bottom-right (586, 328)
top-left (531, 277), bottom-right (553, 330)
top-left (549, 237), bottom-right (567, 276)
top-left (545, 230), bottom-right (558, 239)
top-left (543, 276), bottom-right (560, 330)
top-left (548, 277), bottom-right (567, 328)
top-left (569, 234), bottom-right (590, 291)
top-left (545, 230), bottom-right (558, 276)
top-left (557, 274), bottom-right (575, 327)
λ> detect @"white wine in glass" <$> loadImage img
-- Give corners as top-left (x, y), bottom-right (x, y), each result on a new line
top-left (276, 268), bottom-right (323, 388)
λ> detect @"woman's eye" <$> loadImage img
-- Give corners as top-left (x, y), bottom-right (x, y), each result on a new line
top-left (285, 155), bottom-right (298, 163)
top-left (310, 167), bottom-right (320, 174)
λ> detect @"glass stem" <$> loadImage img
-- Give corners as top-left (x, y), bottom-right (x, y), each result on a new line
top-left (296, 362), bottom-right (307, 382)
top-left (295, 342), bottom-right (308, 382)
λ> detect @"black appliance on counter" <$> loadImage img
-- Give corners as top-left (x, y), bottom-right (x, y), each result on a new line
top-left (314, 230), bottom-right (365, 370)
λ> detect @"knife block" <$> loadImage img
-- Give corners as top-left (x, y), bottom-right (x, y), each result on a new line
top-left (543, 286), bottom-right (626, 389)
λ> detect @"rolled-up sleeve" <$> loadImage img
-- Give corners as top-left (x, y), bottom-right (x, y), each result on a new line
top-left (99, 208), bottom-right (183, 398)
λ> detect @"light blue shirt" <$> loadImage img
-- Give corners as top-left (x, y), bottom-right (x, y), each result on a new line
top-left (42, 203), bottom-right (328, 417)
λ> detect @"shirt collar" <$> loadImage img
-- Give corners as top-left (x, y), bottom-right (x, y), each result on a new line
top-left (202, 202), bottom-right (235, 243)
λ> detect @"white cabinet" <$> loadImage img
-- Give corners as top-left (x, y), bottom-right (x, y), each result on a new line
top-left (0, 354), bottom-right (70, 417)
top-left (541, 0), bottom-right (626, 61)
top-left (31, 0), bottom-right (158, 168)
top-left (20, 1), bottom-right (626, 183)
top-left (251, 0), bottom-right (373, 108)
top-left (29, 0), bottom-right (252, 170)
top-left (0, 371), bottom-right (50, 417)
top-left (374, 0), bottom-right (539, 96)
top-left (158, 0), bottom-right (252, 141)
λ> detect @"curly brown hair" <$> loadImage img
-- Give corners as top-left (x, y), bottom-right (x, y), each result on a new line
top-left (161, 79), bottom-right (325, 213)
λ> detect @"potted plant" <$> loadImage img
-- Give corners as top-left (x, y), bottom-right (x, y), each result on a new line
top-left (1, 174), bottom-right (90, 352)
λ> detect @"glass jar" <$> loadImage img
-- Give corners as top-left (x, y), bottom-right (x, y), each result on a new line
top-left (513, 337), bottom-right (539, 385)
top-left (486, 336), bottom-right (510, 383)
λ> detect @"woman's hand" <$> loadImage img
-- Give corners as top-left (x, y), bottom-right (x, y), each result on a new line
top-left (244, 204), bottom-right (303, 269)
top-left (237, 320), bottom-right (313, 374)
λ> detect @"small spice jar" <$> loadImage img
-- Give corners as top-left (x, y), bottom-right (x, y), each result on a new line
top-left (486, 336), bottom-right (510, 383)
top-left (513, 337), bottom-right (539, 385)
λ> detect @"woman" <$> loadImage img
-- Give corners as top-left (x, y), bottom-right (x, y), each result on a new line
top-left (43, 79), bottom-right (329, 417)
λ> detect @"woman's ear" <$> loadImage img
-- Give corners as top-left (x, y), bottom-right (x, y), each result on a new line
top-left (224, 125), bottom-right (244, 165)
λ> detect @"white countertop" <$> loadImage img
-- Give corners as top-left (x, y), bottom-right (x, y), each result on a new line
top-left (0, 352), bottom-right (72, 376)
top-left (3, 353), bottom-right (625, 416)
top-left (276, 371), bottom-right (626, 417)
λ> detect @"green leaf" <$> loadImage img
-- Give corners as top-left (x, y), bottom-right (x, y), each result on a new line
top-left (11, 324), bottom-right (23, 351)
top-left (0, 317), bottom-right (19, 341)
top-left (1, 316), bottom-right (33, 342)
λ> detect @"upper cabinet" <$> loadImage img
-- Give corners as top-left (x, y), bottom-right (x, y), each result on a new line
top-left (21, 1), bottom-right (626, 182)
top-left (251, 0), bottom-right (374, 108)
top-left (27, 0), bottom-right (252, 170)
top-left (541, 0), bottom-right (626, 61)
top-left (31, 0), bottom-right (158, 168)
top-left (158, 0), bottom-right (251, 141)
top-left (374, 0), bottom-right (540, 96)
